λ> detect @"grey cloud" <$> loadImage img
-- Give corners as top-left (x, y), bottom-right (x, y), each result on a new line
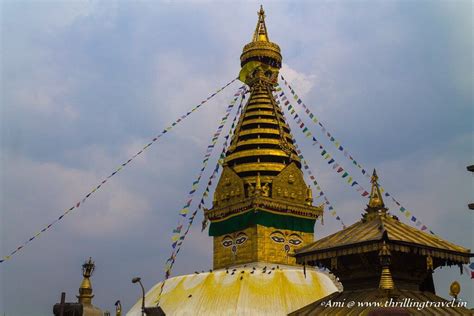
top-left (1, 1), bottom-right (472, 315)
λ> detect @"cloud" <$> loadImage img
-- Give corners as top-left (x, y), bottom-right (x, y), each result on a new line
top-left (1, 1), bottom-right (472, 315)
top-left (1, 152), bottom-right (151, 238)
top-left (280, 63), bottom-right (317, 98)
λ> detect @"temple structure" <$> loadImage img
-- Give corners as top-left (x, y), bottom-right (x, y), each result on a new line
top-left (53, 258), bottom-right (105, 316)
top-left (290, 170), bottom-right (473, 315)
top-left (206, 6), bottom-right (323, 269)
top-left (51, 6), bottom-right (473, 316)
top-left (127, 6), bottom-right (340, 316)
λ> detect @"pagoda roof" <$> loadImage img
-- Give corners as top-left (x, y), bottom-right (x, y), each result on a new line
top-left (295, 212), bottom-right (471, 263)
top-left (296, 170), bottom-right (472, 264)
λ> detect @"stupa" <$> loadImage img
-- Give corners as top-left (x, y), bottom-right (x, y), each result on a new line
top-left (127, 6), bottom-right (341, 316)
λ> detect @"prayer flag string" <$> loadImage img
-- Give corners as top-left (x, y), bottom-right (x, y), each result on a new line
top-left (275, 92), bottom-right (346, 228)
top-left (0, 78), bottom-right (239, 264)
top-left (167, 86), bottom-right (246, 254)
top-left (278, 75), bottom-right (435, 235)
top-left (156, 88), bottom-right (247, 304)
top-left (274, 90), bottom-right (371, 200)
top-left (296, 144), bottom-right (346, 228)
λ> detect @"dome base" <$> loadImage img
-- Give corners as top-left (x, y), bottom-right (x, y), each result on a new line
top-left (127, 262), bottom-right (341, 316)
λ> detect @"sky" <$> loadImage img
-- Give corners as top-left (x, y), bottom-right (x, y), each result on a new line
top-left (0, 0), bottom-right (472, 315)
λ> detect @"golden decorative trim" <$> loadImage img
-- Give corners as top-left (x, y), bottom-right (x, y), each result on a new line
top-left (206, 195), bottom-right (323, 223)
top-left (233, 162), bottom-right (286, 173)
top-left (237, 128), bottom-right (281, 136)
top-left (243, 110), bottom-right (275, 118)
top-left (241, 44), bottom-right (282, 65)
top-left (235, 138), bottom-right (281, 146)
top-left (226, 149), bottom-right (289, 161)
top-left (295, 240), bottom-right (471, 264)
top-left (241, 118), bottom-right (279, 126)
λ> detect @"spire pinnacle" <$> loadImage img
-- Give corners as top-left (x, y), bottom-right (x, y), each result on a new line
top-left (240, 5), bottom-right (282, 70)
top-left (77, 257), bottom-right (95, 305)
top-left (368, 169), bottom-right (385, 209)
top-left (252, 5), bottom-right (269, 42)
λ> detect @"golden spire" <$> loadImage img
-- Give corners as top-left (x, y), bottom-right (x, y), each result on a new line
top-left (252, 5), bottom-right (269, 42)
top-left (240, 6), bottom-right (282, 70)
top-left (206, 5), bottom-right (323, 270)
top-left (368, 169), bottom-right (385, 209)
top-left (223, 82), bottom-right (300, 185)
top-left (77, 257), bottom-right (95, 305)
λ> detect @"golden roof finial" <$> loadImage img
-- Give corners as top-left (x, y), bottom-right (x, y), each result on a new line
top-left (252, 5), bottom-right (269, 42)
top-left (240, 5), bottom-right (282, 69)
top-left (378, 241), bottom-right (394, 291)
top-left (368, 169), bottom-right (385, 209)
top-left (77, 257), bottom-right (95, 305)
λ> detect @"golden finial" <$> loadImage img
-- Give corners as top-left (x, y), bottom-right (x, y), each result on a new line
top-left (379, 266), bottom-right (395, 291)
top-left (253, 5), bottom-right (269, 42)
top-left (449, 281), bottom-right (461, 300)
top-left (77, 257), bottom-right (95, 305)
top-left (240, 5), bottom-right (282, 73)
top-left (82, 257), bottom-right (95, 278)
top-left (368, 169), bottom-right (385, 209)
top-left (378, 242), bottom-right (394, 290)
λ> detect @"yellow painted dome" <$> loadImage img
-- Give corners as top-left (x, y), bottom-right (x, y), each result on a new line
top-left (127, 263), bottom-right (340, 316)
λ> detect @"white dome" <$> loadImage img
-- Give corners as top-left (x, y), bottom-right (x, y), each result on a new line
top-left (127, 263), bottom-right (340, 316)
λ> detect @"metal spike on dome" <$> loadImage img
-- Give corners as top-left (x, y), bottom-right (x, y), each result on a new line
top-left (252, 5), bottom-right (269, 42)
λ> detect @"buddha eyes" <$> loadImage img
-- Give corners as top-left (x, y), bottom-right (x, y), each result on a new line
top-left (235, 236), bottom-right (248, 245)
top-left (222, 239), bottom-right (233, 247)
top-left (270, 231), bottom-right (286, 243)
top-left (288, 239), bottom-right (302, 245)
top-left (222, 233), bottom-right (248, 248)
top-left (271, 235), bottom-right (285, 243)
top-left (270, 231), bottom-right (303, 246)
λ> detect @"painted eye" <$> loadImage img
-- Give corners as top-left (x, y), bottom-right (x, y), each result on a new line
top-left (235, 236), bottom-right (248, 245)
top-left (271, 236), bottom-right (285, 243)
top-left (222, 240), bottom-right (233, 247)
top-left (288, 239), bottom-right (302, 246)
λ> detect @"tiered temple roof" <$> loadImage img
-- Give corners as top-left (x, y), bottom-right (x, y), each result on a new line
top-left (291, 170), bottom-right (473, 315)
